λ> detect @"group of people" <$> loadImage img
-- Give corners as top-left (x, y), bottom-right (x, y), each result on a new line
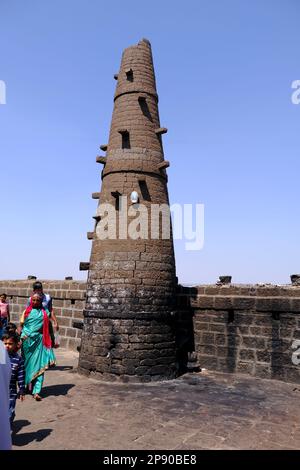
top-left (0, 281), bottom-right (59, 447)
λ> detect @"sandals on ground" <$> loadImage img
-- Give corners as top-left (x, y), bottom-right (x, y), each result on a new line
top-left (33, 394), bottom-right (42, 401)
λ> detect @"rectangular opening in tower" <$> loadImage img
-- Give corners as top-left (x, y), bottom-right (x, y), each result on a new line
top-left (138, 96), bottom-right (153, 121)
top-left (125, 68), bottom-right (133, 81)
top-left (138, 179), bottom-right (151, 201)
top-left (227, 310), bottom-right (235, 323)
top-left (120, 131), bottom-right (130, 149)
top-left (111, 191), bottom-right (122, 211)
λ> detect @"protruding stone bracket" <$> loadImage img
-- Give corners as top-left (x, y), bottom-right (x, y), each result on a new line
top-left (118, 128), bottom-right (129, 134)
top-left (155, 127), bottom-right (168, 135)
top-left (92, 192), bottom-right (100, 199)
top-left (79, 262), bottom-right (90, 271)
top-left (100, 144), bottom-right (108, 151)
top-left (157, 161), bottom-right (170, 170)
top-left (92, 215), bottom-right (101, 222)
top-left (87, 232), bottom-right (94, 240)
top-left (114, 74), bottom-right (118, 80)
top-left (96, 156), bottom-right (106, 164)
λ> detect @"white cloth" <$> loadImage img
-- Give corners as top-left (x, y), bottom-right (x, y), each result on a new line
top-left (0, 342), bottom-right (12, 450)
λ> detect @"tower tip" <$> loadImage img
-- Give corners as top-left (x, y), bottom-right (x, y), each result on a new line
top-left (139, 38), bottom-right (151, 46)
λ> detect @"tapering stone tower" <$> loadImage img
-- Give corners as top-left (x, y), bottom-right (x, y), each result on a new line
top-left (78, 39), bottom-right (178, 381)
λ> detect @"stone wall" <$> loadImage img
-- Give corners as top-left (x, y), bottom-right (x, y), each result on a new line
top-left (177, 284), bottom-right (300, 384)
top-left (1, 279), bottom-right (300, 384)
top-left (0, 280), bottom-right (85, 351)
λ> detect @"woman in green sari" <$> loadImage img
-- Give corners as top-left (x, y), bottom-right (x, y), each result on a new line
top-left (20, 293), bottom-right (56, 400)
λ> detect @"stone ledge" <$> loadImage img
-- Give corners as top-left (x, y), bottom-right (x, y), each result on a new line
top-left (187, 295), bottom-right (300, 312)
top-left (83, 309), bottom-right (176, 320)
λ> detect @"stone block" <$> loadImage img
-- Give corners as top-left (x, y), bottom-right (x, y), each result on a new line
top-left (200, 332), bottom-right (215, 344)
top-left (290, 299), bottom-right (300, 312)
top-left (198, 345), bottom-right (216, 355)
top-left (236, 361), bottom-right (254, 375)
top-left (256, 350), bottom-right (271, 363)
top-left (255, 364), bottom-right (271, 379)
top-left (214, 297), bottom-right (233, 309)
top-left (239, 349), bottom-right (255, 361)
top-left (66, 328), bottom-right (77, 338)
top-left (60, 337), bottom-right (69, 348)
top-left (195, 322), bottom-right (210, 332)
top-left (135, 366), bottom-right (149, 375)
top-left (194, 296), bottom-right (215, 309)
top-left (56, 316), bottom-right (72, 327)
top-left (256, 298), bottom-right (291, 312)
top-left (198, 355), bottom-right (218, 369)
top-left (215, 334), bottom-right (227, 346)
top-left (232, 297), bottom-right (256, 310)
top-left (149, 365), bottom-right (169, 375)
top-left (68, 338), bottom-right (81, 350)
top-left (285, 367), bottom-right (300, 384)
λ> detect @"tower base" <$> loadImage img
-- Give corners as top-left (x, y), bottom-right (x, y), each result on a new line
top-left (78, 312), bottom-right (178, 382)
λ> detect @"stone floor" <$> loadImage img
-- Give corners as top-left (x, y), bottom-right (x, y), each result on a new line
top-left (11, 349), bottom-right (300, 450)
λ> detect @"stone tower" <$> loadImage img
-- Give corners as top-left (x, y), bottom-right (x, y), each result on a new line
top-left (78, 39), bottom-right (178, 381)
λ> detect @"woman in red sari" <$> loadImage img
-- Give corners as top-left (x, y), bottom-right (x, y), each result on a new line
top-left (20, 293), bottom-right (56, 400)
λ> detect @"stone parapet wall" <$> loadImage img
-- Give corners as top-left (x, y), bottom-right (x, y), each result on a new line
top-left (177, 284), bottom-right (300, 384)
top-left (1, 280), bottom-right (300, 384)
top-left (0, 280), bottom-right (85, 351)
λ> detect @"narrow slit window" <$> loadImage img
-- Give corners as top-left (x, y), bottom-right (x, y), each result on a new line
top-left (138, 96), bottom-right (153, 121)
top-left (125, 68), bottom-right (133, 81)
top-left (138, 180), bottom-right (151, 201)
top-left (227, 310), bottom-right (235, 323)
top-left (120, 131), bottom-right (130, 149)
top-left (111, 191), bottom-right (121, 211)
top-left (272, 312), bottom-right (280, 321)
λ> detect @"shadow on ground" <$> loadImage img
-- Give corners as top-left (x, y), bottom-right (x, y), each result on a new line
top-left (12, 428), bottom-right (52, 447)
top-left (12, 419), bottom-right (31, 435)
top-left (41, 383), bottom-right (75, 398)
top-left (47, 365), bottom-right (74, 372)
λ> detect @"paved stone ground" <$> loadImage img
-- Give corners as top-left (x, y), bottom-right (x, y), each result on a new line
top-left (11, 349), bottom-right (300, 450)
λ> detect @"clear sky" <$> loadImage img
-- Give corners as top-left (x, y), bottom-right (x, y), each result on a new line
top-left (0, 0), bottom-right (299, 285)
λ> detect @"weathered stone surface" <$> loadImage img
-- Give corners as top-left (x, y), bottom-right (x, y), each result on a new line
top-left (2, 278), bottom-right (300, 384)
top-left (79, 39), bottom-right (177, 380)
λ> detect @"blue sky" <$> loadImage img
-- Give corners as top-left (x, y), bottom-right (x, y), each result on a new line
top-left (0, 0), bottom-right (299, 285)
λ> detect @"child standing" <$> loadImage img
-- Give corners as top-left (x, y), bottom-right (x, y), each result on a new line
top-left (0, 294), bottom-right (10, 339)
top-left (2, 333), bottom-right (25, 425)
